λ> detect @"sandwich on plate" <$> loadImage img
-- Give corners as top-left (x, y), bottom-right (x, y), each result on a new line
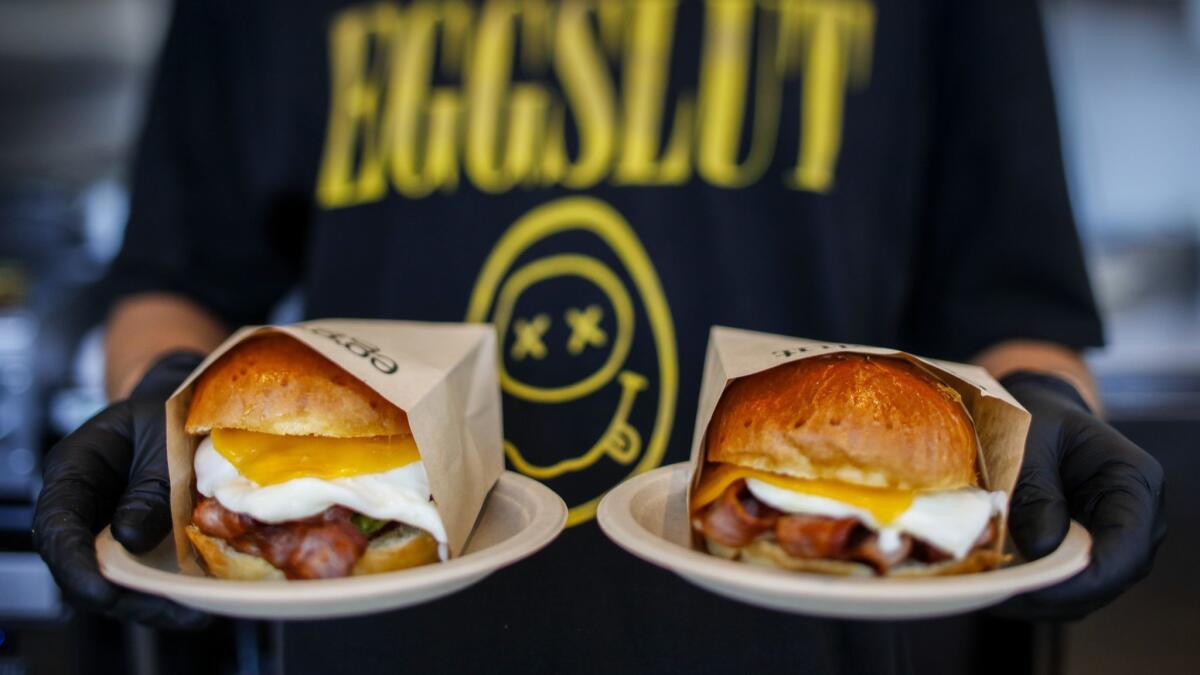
top-left (690, 353), bottom-right (1006, 576)
top-left (183, 335), bottom-right (446, 580)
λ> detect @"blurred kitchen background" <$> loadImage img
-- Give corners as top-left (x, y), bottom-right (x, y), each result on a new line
top-left (0, 0), bottom-right (1196, 673)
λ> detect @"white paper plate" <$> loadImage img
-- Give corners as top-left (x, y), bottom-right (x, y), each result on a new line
top-left (96, 471), bottom-right (566, 620)
top-left (597, 463), bottom-right (1091, 619)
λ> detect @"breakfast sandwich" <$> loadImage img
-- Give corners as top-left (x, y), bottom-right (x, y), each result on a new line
top-left (690, 353), bottom-right (1006, 576)
top-left (183, 334), bottom-right (445, 580)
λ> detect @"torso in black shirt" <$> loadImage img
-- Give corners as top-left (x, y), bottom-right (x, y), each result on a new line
top-left (107, 0), bottom-right (1102, 672)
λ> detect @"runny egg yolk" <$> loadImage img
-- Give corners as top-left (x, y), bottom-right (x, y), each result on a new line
top-left (690, 462), bottom-right (916, 525)
top-left (210, 428), bottom-right (421, 486)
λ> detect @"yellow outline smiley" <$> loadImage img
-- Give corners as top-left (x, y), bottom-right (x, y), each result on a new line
top-left (467, 197), bottom-right (678, 526)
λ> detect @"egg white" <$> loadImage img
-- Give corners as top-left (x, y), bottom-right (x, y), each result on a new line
top-left (744, 478), bottom-right (1007, 560)
top-left (194, 435), bottom-right (448, 559)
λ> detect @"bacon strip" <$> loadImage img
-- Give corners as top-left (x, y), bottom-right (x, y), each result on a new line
top-left (910, 539), bottom-right (952, 564)
top-left (848, 531), bottom-right (913, 573)
top-left (192, 497), bottom-right (367, 579)
top-left (192, 496), bottom-right (255, 540)
top-left (774, 514), bottom-right (859, 559)
top-left (699, 480), bottom-right (780, 547)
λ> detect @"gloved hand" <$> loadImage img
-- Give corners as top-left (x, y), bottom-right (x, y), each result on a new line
top-left (999, 371), bottom-right (1166, 620)
top-left (34, 351), bottom-right (210, 628)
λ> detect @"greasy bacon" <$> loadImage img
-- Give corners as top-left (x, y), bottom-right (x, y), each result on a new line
top-left (774, 514), bottom-right (859, 559)
top-left (192, 497), bottom-right (367, 579)
top-left (259, 520), bottom-right (366, 580)
top-left (910, 538), bottom-right (952, 564)
top-left (849, 532), bottom-right (913, 573)
top-left (192, 495), bottom-right (254, 540)
top-left (698, 479), bottom-right (993, 575)
top-left (700, 480), bottom-right (780, 547)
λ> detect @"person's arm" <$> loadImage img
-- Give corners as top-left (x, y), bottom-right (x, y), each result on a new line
top-left (900, 0), bottom-right (1164, 619)
top-left (35, 0), bottom-right (303, 629)
top-left (972, 339), bottom-right (1101, 415)
top-left (983, 349), bottom-right (1165, 620)
top-left (974, 353), bottom-right (1164, 622)
top-left (105, 293), bottom-right (231, 400)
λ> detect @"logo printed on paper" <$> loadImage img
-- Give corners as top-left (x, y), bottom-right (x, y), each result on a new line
top-left (466, 197), bottom-right (678, 526)
top-left (306, 326), bottom-right (400, 374)
top-left (770, 343), bottom-right (847, 359)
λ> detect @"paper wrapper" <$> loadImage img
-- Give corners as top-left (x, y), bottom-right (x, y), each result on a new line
top-left (686, 326), bottom-right (1031, 560)
top-left (165, 320), bottom-right (504, 575)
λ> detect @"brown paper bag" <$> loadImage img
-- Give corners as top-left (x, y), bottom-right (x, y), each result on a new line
top-left (164, 320), bottom-right (503, 575)
top-left (687, 326), bottom-right (1031, 559)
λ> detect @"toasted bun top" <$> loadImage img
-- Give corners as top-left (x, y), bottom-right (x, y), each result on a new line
top-left (184, 334), bottom-right (410, 438)
top-left (705, 354), bottom-right (977, 490)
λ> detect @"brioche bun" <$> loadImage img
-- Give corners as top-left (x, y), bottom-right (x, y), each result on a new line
top-left (184, 334), bottom-right (410, 438)
top-left (705, 354), bottom-right (978, 490)
top-left (184, 524), bottom-right (439, 580)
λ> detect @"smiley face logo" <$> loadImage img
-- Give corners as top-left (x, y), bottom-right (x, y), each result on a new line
top-left (466, 197), bottom-right (678, 526)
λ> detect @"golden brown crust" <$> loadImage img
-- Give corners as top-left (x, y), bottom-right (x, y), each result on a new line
top-left (706, 354), bottom-right (978, 490)
top-left (706, 538), bottom-right (1006, 577)
top-left (185, 525), bottom-right (283, 580)
top-left (351, 528), bottom-right (440, 575)
top-left (185, 524), bottom-right (439, 580)
top-left (185, 334), bottom-right (410, 438)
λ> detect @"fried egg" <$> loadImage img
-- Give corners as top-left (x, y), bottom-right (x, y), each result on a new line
top-left (744, 479), bottom-right (1006, 559)
top-left (193, 432), bottom-right (448, 559)
top-left (693, 463), bottom-right (1006, 559)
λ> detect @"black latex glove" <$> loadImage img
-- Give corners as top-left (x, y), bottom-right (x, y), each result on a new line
top-left (999, 371), bottom-right (1166, 620)
top-left (34, 351), bottom-right (210, 629)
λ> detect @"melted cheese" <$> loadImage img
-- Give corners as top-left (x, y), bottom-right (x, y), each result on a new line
top-left (210, 428), bottom-right (420, 486)
top-left (691, 463), bottom-right (915, 524)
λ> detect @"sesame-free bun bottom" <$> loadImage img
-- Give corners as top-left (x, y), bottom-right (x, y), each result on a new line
top-left (704, 534), bottom-right (1006, 577)
top-left (184, 525), bottom-right (440, 580)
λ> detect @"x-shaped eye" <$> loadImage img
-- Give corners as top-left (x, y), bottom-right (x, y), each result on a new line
top-left (565, 304), bottom-right (607, 355)
top-left (511, 313), bottom-right (551, 361)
